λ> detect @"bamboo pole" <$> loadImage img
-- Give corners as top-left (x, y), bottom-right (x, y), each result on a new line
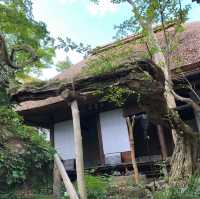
top-left (126, 116), bottom-right (139, 184)
top-left (54, 154), bottom-right (79, 199)
top-left (71, 100), bottom-right (87, 199)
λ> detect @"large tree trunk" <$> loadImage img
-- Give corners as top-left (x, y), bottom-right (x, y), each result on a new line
top-left (126, 0), bottom-right (178, 144)
top-left (170, 135), bottom-right (193, 183)
top-left (145, 23), bottom-right (177, 143)
top-left (141, 22), bottom-right (197, 182)
top-left (169, 111), bottom-right (198, 183)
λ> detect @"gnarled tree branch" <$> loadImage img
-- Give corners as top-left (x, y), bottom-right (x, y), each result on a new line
top-left (171, 89), bottom-right (200, 113)
top-left (0, 34), bottom-right (38, 70)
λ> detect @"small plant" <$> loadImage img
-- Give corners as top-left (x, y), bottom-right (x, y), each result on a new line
top-left (84, 39), bottom-right (148, 77)
top-left (60, 174), bottom-right (109, 199)
top-left (85, 175), bottom-right (109, 199)
top-left (154, 176), bottom-right (200, 199)
top-left (102, 86), bottom-right (135, 107)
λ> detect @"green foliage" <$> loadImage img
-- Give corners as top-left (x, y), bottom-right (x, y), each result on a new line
top-left (29, 195), bottom-right (54, 199)
top-left (57, 37), bottom-right (91, 58)
top-left (85, 40), bottom-right (147, 76)
top-left (86, 45), bottom-right (131, 75)
top-left (0, 105), bottom-right (54, 195)
top-left (85, 175), bottom-right (109, 199)
top-left (0, 0), bottom-right (55, 80)
top-left (154, 176), bottom-right (200, 199)
top-left (110, 0), bottom-right (190, 38)
top-left (91, 0), bottom-right (191, 68)
top-left (102, 87), bottom-right (135, 107)
top-left (0, 88), bottom-right (11, 106)
top-left (55, 56), bottom-right (72, 72)
top-left (114, 17), bottom-right (141, 39)
top-left (61, 175), bottom-right (109, 199)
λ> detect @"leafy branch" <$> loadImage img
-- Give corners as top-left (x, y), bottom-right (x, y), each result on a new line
top-left (56, 37), bottom-right (92, 58)
top-left (0, 34), bottom-right (38, 85)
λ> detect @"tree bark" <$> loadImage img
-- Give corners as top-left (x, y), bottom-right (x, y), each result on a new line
top-left (71, 100), bottom-right (87, 199)
top-left (169, 111), bottom-right (198, 184)
top-left (126, 117), bottom-right (140, 184)
top-left (126, 0), bottom-right (177, 144)
top-left (146, 23), bottom-right (199, 182)
top-left (145, 22), bottom-right (177, 144)
top-left (125, 0), bottom-right (197, 182)
top-left (170, 135), bottom-right (193, 183)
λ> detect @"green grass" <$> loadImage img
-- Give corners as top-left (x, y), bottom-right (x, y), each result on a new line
top-left (28, 195), bottom-right (54, 199)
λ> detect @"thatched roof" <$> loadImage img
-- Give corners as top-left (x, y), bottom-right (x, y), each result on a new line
top-left (54, 21), bottom-right (200, 82)
top-left (192, 0), bottom-right (200, 3)
top-left (15, 21), bottom-right (200, 113)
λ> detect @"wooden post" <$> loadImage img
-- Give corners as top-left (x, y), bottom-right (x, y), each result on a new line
top-left (53, 160), bottom-right (62, 198)
top-left (71, 100), bottom-right (87, 199)
top-left (50, 125), bottom-right (55, 147)
top-left (54, 154), bottom-right (79, 199)
top-left (96, 115), bottom-right (105, 165)
top-left (126, 116), bottom-right (139, 184)
top-left (157, 125), bottom-right (168, 159)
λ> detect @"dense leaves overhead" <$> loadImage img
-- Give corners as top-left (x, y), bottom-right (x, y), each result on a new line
top-left (92, 0), bottom-right (190, 39)
top-left (0, 0), bottom-right (55, 80)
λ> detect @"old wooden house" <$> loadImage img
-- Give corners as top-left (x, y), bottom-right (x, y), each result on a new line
top-left (13, 22), bottom-right (200, 175)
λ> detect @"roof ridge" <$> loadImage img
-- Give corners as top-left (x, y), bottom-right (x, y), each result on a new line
top-left (91, 22), bottom-right (176, 55)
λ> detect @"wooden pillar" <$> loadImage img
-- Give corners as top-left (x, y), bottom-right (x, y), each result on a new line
top-left (50, 125), bottom-right (55, 147)
top-left (71, 100), bottom-right (87, 199)
top-left (53, 161), bottom-right (62, 198)
top-left (96, 116), bottom-right (105, 165)
top-left (157, 125), bottom-right (168, 159)
top-left (126, 117), bottom-right (139, 184)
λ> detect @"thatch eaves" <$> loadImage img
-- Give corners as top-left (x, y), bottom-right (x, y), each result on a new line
top-left (13, 21), bottom-right (200, 113)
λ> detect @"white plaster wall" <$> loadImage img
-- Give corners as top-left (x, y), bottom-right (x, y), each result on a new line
top-left (100, 109), bottom-right (130, 155)
top-left (54, 120), bottom-right (75, 160)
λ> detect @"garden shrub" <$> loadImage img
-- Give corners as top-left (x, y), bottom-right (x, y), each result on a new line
top-left (0, 105), bottom-right (54, 197)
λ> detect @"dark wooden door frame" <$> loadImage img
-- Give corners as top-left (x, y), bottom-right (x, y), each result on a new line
top-left (96, 115), bottom-right (105, 165)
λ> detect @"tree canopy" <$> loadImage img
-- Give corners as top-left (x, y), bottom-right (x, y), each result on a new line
top-left (0, 0), bottom-right (55, 81)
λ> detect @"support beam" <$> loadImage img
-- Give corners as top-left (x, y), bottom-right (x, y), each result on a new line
top-left (53, 160), bottom-right (62, 198)
top-left (71, 100), bottom-right (87, 199)
top-left (157, 125), bottom-right (168, 160)
top-left (54, 154), bottom-right (79, 199)
top-left (126, 117), bottom-right (139, 184)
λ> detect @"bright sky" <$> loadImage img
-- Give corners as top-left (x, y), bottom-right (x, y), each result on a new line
top-left (32, 0), bottom-right (200, 79)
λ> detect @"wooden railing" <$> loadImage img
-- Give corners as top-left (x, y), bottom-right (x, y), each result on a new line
top-left (54, 153), bottom-right (79, 199)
